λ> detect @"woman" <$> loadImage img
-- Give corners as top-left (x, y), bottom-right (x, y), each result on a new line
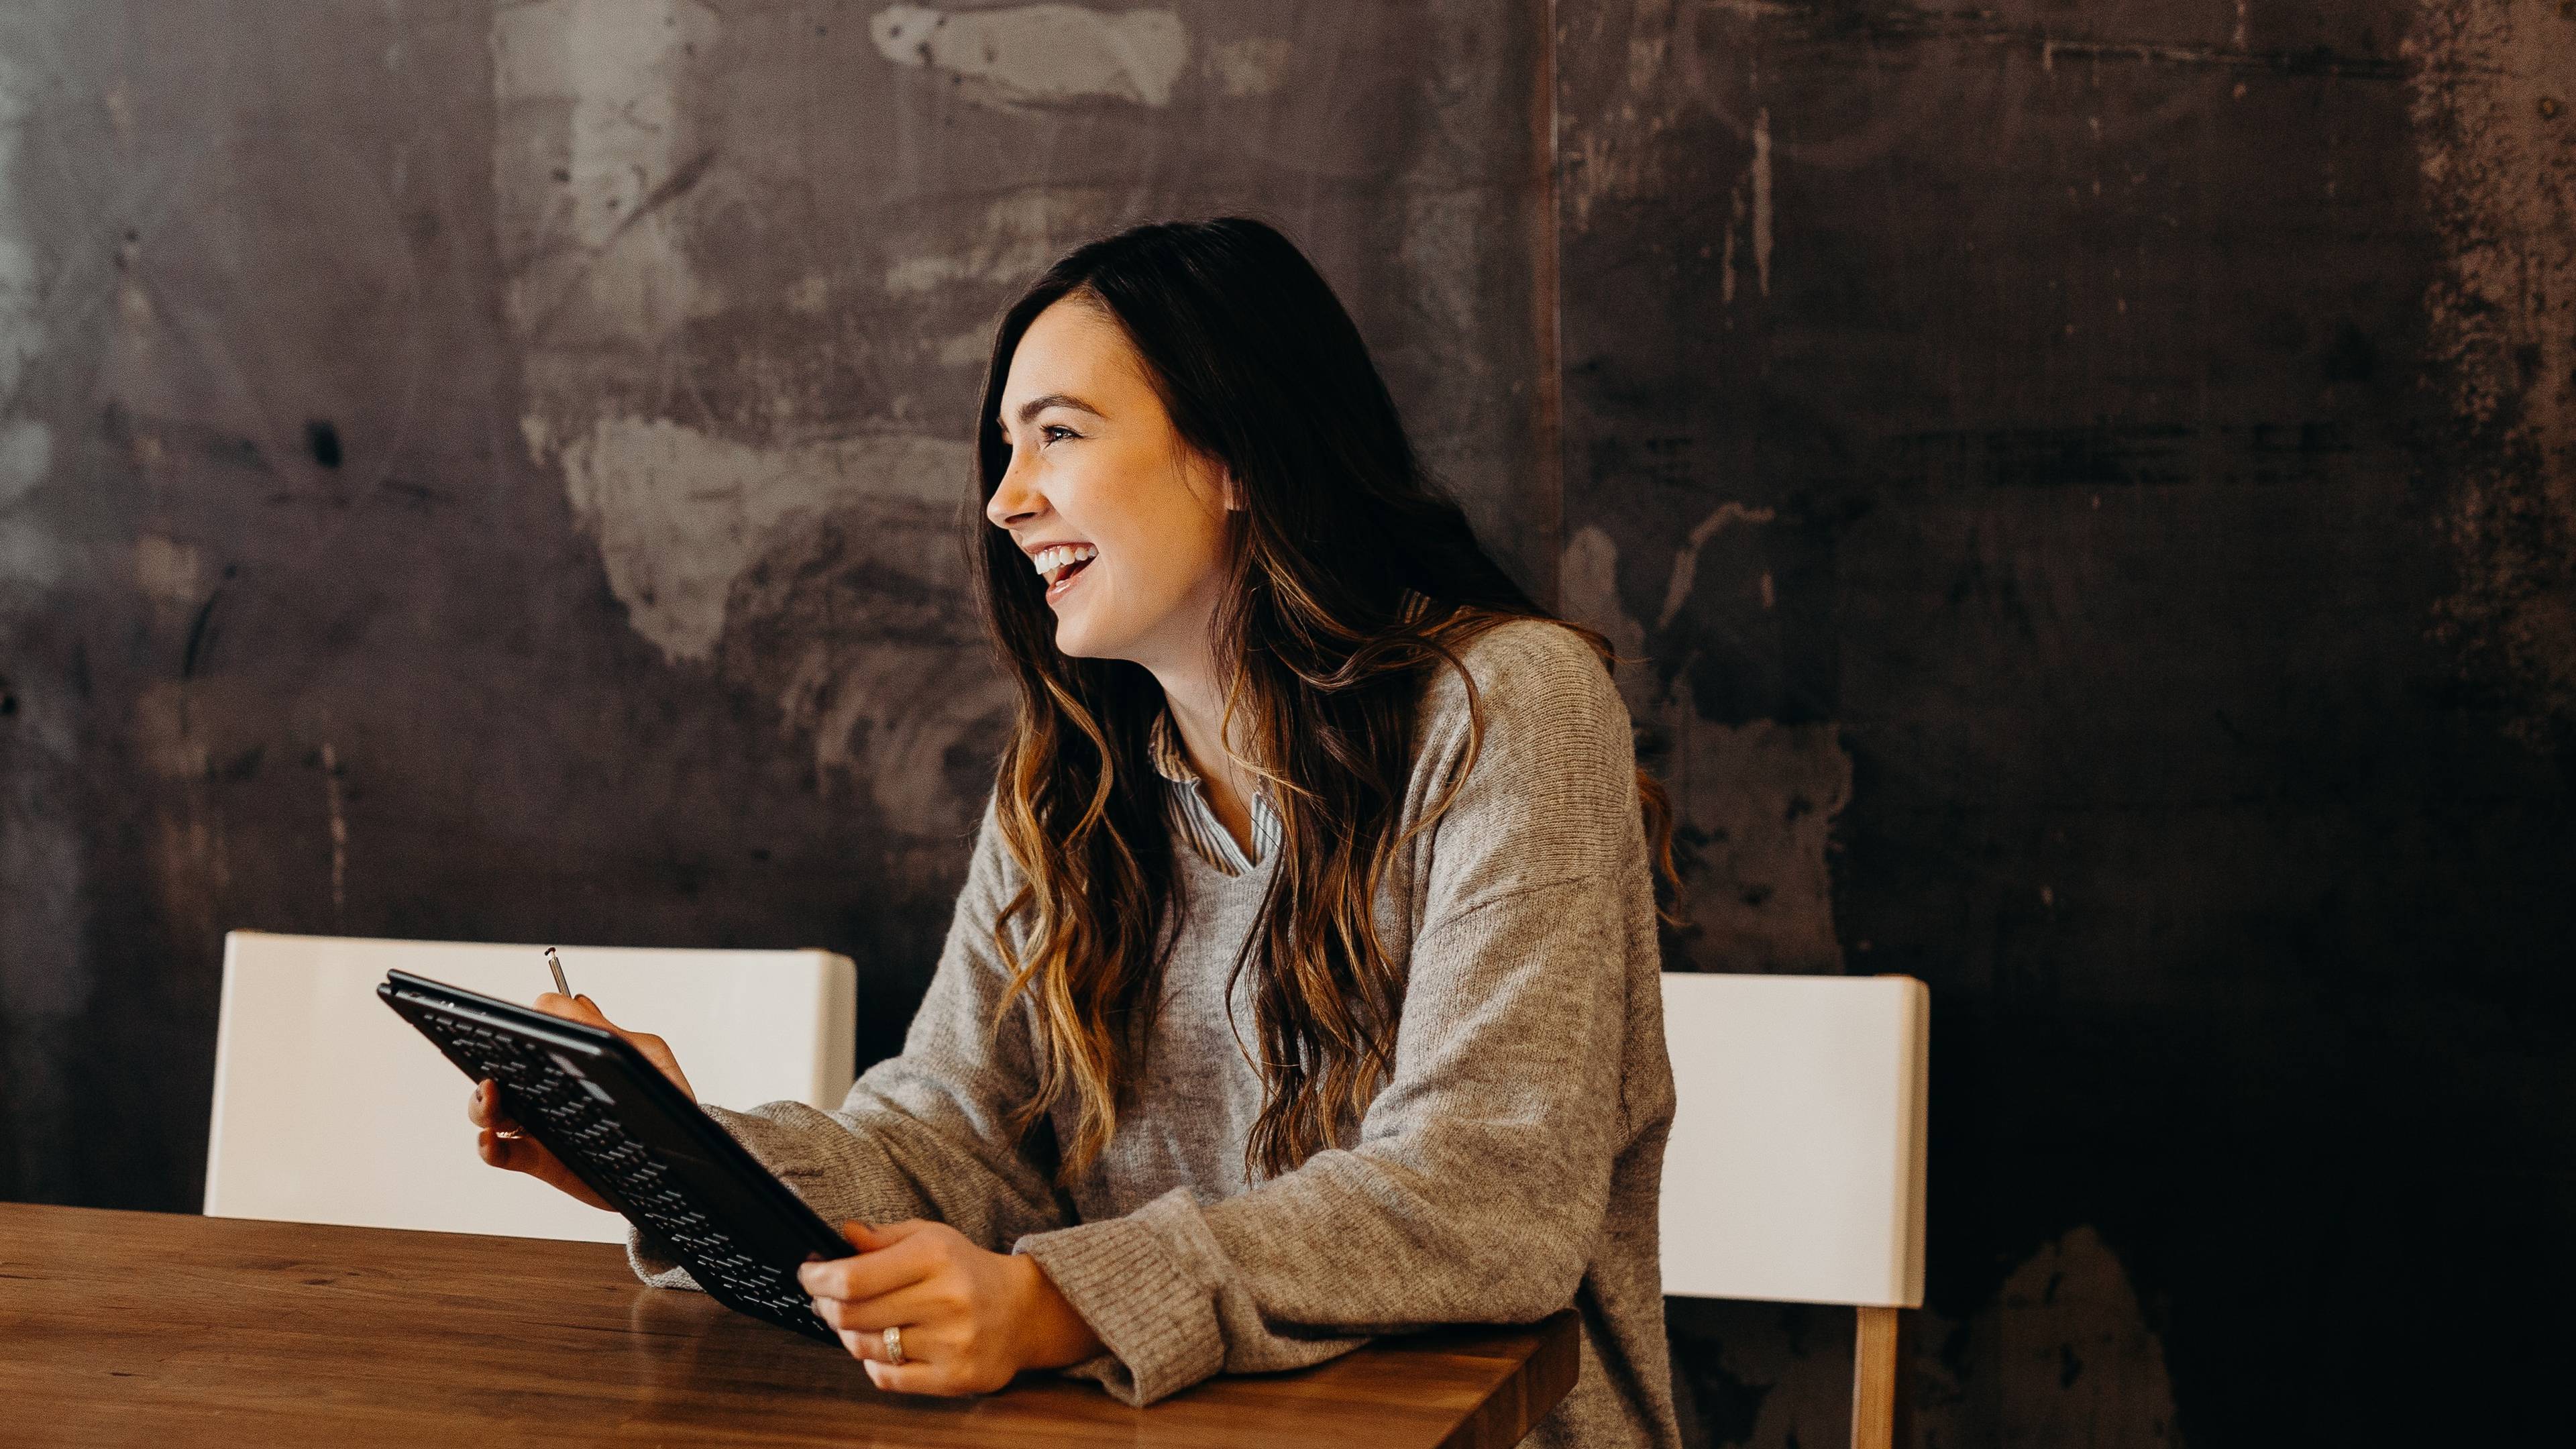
top-left (470, 217), bottom-right (1682, 1448)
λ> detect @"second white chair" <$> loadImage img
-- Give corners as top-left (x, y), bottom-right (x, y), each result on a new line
top-left (1658, 970), bottom-right (1931, 1449)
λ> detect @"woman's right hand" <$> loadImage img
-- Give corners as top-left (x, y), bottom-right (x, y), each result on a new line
top-left (466, 991), bottom-right (696, 1212)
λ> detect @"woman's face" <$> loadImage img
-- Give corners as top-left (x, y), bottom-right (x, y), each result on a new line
top-left (985, 297), bottom-right (1234, 671)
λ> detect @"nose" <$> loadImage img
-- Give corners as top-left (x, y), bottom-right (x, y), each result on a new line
top-left (985, 443), bottom-right (1046, 531)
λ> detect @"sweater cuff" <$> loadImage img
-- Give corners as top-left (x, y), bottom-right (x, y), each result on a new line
top-left (623, 1222), bottom-right (702, 1291)
top-left (1015, 1189), bottom-right (1226, 1405)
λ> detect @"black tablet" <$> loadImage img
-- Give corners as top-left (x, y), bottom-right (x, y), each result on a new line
top-left (377, 969), bottom-right (856, 1343)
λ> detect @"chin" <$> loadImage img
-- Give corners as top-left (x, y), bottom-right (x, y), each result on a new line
top-left (1052, 607), bottom-right (1156, 665)
top-left (1046, 578), bottom-right (1164, 664)
top-left (1049, 611), bottom-right (1116, 661)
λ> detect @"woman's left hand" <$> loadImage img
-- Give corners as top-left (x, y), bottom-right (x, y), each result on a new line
top-left (798, 1219), bottom-right (1106, 1395)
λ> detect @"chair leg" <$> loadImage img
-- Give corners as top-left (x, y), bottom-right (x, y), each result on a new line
top-left (1851, 1305), bottom-right (1900, 1449)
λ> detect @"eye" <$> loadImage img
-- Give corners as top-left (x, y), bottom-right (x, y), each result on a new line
top-left (1040, 424), bottom-right (1081, 445)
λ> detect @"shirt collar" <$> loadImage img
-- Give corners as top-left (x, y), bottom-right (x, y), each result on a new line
top-left (1146, 708), bottom-right (1201, 786)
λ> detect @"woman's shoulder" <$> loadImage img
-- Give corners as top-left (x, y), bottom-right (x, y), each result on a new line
top-left (1406, 616), bottom-right (1642, 879)
top-left (1422, 615), bottom-right (1622, 722)
top-left (1415, 615), bottom-right (1631, 769)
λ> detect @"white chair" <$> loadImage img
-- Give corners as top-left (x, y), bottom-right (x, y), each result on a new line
top-left (203, 931), bottom-right (857, 1244)
top-left (1659, 971), bottom-right (1930, 1449)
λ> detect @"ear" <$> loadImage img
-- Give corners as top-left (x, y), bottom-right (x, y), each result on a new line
top-left (1222, 468), bottom-right (1246, 512)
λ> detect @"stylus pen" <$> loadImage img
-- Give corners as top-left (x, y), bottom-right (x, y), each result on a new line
top-left (545, 946), bottom-right (571, 998)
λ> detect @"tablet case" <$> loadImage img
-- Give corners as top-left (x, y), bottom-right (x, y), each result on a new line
top-left (377, 969), bottom-right (855, 1343)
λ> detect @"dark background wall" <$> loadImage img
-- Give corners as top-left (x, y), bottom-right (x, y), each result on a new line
top-left (1, 2), bottom-right (2567, 1443)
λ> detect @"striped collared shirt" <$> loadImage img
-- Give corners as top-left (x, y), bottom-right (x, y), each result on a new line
top-left (1147, 709), bottom-right (1281, 876)
top-left (1147, 591), bottom-right (1435, 876)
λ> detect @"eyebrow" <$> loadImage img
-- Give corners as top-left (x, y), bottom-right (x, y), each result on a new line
top-left (1008, 392), bottom-right (1104, 427)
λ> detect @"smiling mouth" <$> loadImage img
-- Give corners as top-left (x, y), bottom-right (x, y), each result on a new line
top-left (1032, 543), bottom-right (1098, 595)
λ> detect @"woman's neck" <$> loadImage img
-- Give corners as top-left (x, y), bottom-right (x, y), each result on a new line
top-left (1148, 653), bottom-right (1262, 857)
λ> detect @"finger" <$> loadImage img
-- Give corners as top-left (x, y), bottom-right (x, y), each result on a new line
top-left (616, 1028), bottom-right (691, 1096)
top-left (531, 995), bottom-right (693, 1097)
top-left (467, 1081), bottom-right (523, 1134)
top-left (852, 1218), bottom-right (933, 1248)
top-left (863, 1357), bottom-right (978, 1397)
top-left (800, 1230), bottom-right (934, 1301)
top-left (810, 1279), bottom-right (948, 1335)
top-left (476, 1126), bottom-right (556, 1183)
top-left (479, 1130), bottom-right (612, 1210)
top-left (478, 1128), bottom-right (552, 1175)
top-left (825, 1220), bottom-right (900, 1255)
top-left (532, 991), bottom-right (608, 1027)
top-left (478, 1128), bottom-right (531, 1171)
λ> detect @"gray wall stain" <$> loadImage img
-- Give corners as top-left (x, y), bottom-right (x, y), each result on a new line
top-left (1976, 1228), bottom-right (2180, 1448)
top-left (869, 4), bottom-right (1191, 109)
top-left (1206, 36), bottom-right (1292, 99)
top-left (541, 414), bottom-right (971, 665)
top-left (1563, 523), bottom-right (1850, 972)
top-left (0, 29), bottom-right (59, 553)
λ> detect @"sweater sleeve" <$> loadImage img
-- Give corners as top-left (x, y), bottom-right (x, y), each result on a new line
top-left (627, 800), bottom-right (1070, 1287)
top-left (1013, 623), bottom-right (1650, 1405)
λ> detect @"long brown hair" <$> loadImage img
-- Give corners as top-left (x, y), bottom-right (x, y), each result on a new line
top-left (973, 219), bottom-right (1674, 1183)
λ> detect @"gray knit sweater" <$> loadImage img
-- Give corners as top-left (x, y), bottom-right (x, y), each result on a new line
top-left (627, 620), bottom-right (1682, 1448)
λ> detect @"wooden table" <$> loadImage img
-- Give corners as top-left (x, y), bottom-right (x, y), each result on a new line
top-left (0, 1203), bottom-right (1575, 1447)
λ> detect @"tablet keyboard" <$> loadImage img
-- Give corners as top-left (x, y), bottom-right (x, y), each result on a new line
top-left (419, 1011), bottom-right (830, 1336)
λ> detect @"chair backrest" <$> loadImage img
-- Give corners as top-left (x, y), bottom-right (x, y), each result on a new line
top-left (1658, 971), bottom-right (1928, 1308)
top-left (203, 931), bottom-right (857, 1243)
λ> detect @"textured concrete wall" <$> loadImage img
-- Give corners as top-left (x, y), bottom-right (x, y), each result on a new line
top-left (1, 1), bottom-right (2569, 1444)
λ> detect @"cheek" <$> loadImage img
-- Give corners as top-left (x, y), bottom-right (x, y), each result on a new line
top-left (1090, 488), bottom-right (1212, 592)
top-left (1114, 525), bottom-right (1220, 621)
top-left (1143, 476), bottom-right (1230, 578)
top-left (1050, 453), bottom-right (1230, 637)
top-left (1174, 510), bottom-right (1234, 595)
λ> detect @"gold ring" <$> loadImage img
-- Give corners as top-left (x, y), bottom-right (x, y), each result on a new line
top-left (882, 1325), bottom-right (905, 1366)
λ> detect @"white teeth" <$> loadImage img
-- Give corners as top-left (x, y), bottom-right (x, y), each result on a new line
top-left (1030, 544), bottom-right (1099, 582)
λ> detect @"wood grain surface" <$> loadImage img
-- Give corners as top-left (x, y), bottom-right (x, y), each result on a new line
top-left (0, 1203), bottom-right (1576, 1448)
